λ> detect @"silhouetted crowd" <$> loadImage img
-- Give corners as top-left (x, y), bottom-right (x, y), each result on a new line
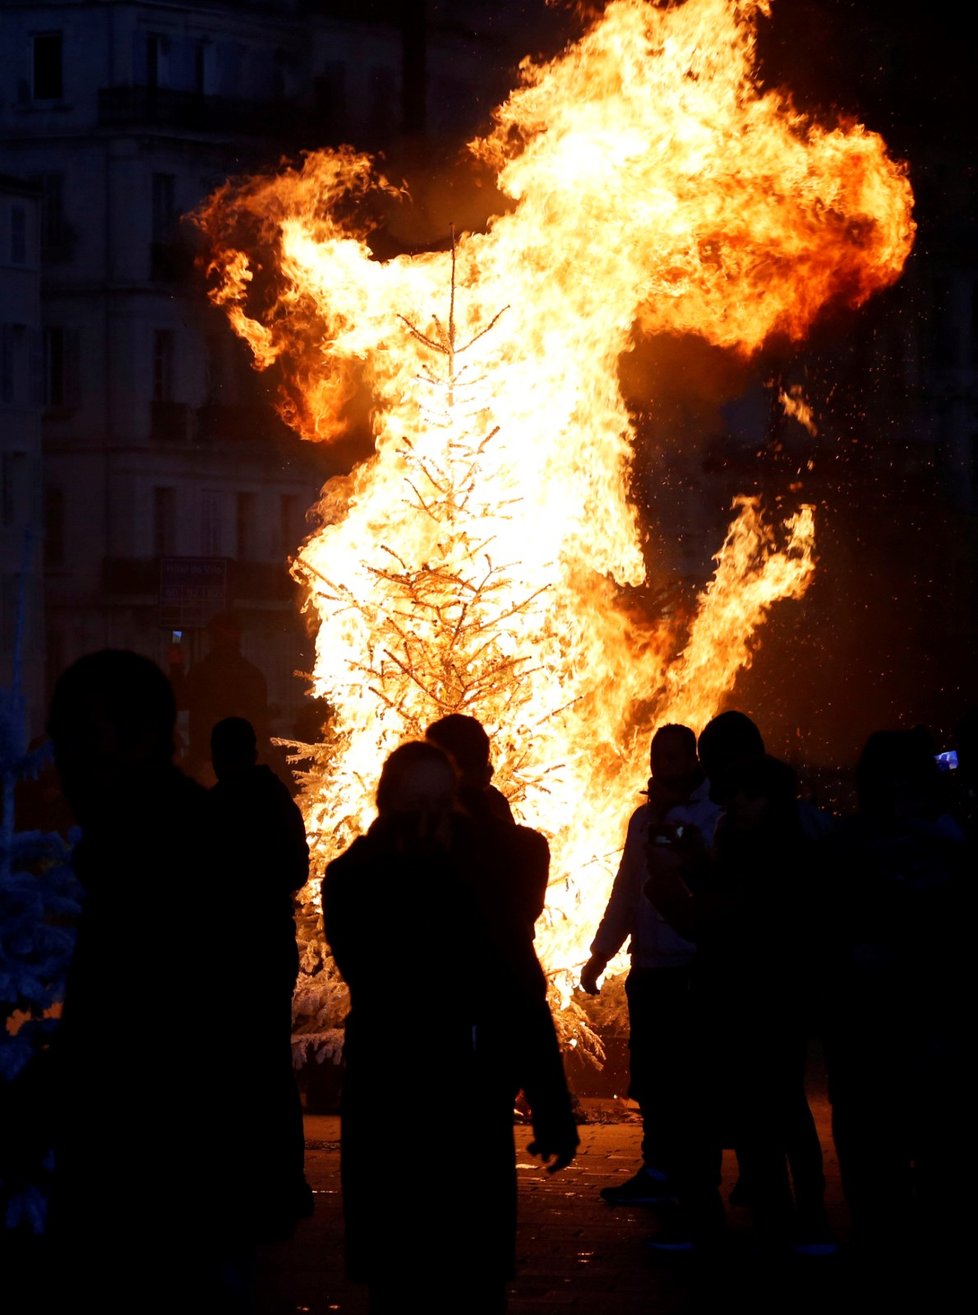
top-left (584, 709), bottom-right (972, 1275)
top-left (4, 644), bottom-right (974, 1312)
top-left (29, 651), bottom-right (312, 1314)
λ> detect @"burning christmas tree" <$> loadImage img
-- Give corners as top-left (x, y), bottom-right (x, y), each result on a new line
top-left (195, 0), bottom-right (915, 1067)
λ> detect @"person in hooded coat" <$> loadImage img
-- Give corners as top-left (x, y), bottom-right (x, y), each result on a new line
top-left (44, 650), bottom-right (259, 1312)
top-left (208, 715), bottom-right (313, 1238)
top-left (322, 739), bottom-right (578, 1315)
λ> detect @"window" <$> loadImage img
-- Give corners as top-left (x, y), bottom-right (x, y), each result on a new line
top-left (146, 34), bottom-right (168, 90)
top-left (194, 41), bottom-right (210, 96)
top-left (1, 325), bottom-right (27, 406)
top-left (153, 486), bottom-right (177, 557)
top-left (201, 489), bottom-right (223, 557)
top-left (280, 493), bottom-right (305, 557)
top-left (204, 334), bottom-right (223, 399)
top-left (10, 206), bottom-right (27, 265)
top-left (152, 173), bottom-right (177, 243)
top-left (39, 172), bottom-right (66, 257)
top-left (153, 329), bottom-right (174, 402)
top-left (45, 627), bottom-right (64, 697)
top-left (150, 175), bottom-right (188, 280)
top-left (1, 453), bottom-right (25, 529)
top-left (24, 172), bottom-right (71, 261)
top-left (236, 491), bottom-right (257, 562)
top-left (1, 326), bottom-right (14, 405)
top-left (43, 326), bottom-right (79, 409)
top-left (33, 32), bottom-right (63, 100)
top-left (1, 574), bottom-right (17, 667)
top-left (44, 486), bottom-right (65, 566)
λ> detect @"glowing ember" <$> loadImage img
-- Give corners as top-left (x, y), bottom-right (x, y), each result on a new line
top-left (779, 385), bottom-right (818, 436)
top-left (194, 0), bottom-right (914, 1046)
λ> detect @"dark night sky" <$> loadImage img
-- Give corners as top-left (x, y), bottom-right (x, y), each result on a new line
top-left (715, 3), bottom-right (975, 775)
top-left (533, 2), bottom-right (978, 776)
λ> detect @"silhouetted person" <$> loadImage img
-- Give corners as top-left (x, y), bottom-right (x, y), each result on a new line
top-left (209, 715), bottom-right (312, 1235)
top-left (816, 726), bottom-right (967, 1267)
top-left (425, 712), bottom-right (549, 941)
top-left (699, 708), bottom-right (834, 839)
top-left (580, 723), bottom-right (722, 1205)
top-left (177, 609), bottom-right (278, 788)
top-left (44, 650), bottom-right (255, 1312)
top-left (697, 709), bottom-right (766, 807)
top-left (697, 709), bottom-right (833, 1241)
top-left (426, 713), bottom-right (514, 822)
top-left (646, 753), bottom-right (830, 1255)
top-left (322, 740), bottom-right (578, 1315)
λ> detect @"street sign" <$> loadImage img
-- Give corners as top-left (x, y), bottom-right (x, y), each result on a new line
top-left (159, 556), bottom-right (228, 630)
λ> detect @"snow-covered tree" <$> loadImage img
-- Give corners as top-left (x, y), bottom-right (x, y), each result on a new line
top-left (0, 543), bottom-right (81, 1234)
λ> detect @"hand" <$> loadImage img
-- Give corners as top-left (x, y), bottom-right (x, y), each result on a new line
top-left (579, 955), bottom-right (606, 995)
top-left (644, 835), bottom-right (688, 883)
top-left (644, 846), bottom-right (696, 940)
top-left (528, 1133), bottom-right (578, 1174)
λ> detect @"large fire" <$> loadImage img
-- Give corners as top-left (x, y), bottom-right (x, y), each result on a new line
top-left (194, 0), bottom-right (914, 1056)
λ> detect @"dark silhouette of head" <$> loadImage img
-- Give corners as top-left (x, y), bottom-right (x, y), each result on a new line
top-left (650, 723), bottom-right (698, 787)
top-left (697, 710), bottom-right (765, 805)
top-left (425, 713), bottom-right (493, 791)
top-left (211, 715), bottom-right (258, 782)
top-left (376, 740), bottom-right (458, 816)
top-left (47, 649), bottom-right (177, 819)
top-left (722, 753), bottom-right (799, 835)
top-left (375, 741), bottom-right (459, 849)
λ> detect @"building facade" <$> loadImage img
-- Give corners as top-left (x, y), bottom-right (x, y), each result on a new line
top-left (0, 0), bottom-right (538, 746)
top-left (0, 1), bottom-right (974, 761)
top-left (0, 174), bottom-right (45, 735)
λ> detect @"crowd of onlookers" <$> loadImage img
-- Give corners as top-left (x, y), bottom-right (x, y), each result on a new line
top-left (2, 640), bottom-right (973, 1312)
top-left (582, 708), bottom-right (972, 1272)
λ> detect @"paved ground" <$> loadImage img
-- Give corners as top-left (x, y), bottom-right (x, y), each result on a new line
top-left (252, 1051), bottom-right (902, 1315)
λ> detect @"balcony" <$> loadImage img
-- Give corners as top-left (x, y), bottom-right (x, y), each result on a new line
top-left (195, 402), bottom-right (259, 444)
top-left (102, 557), bottom-right (296, 604)
top-left (102, 556), bottom-right (158, 597)
top-left (97, 86), bottom-right (292, 137)
top-left (41, 224), bottom-right (78, 264)
top-left (150, 239), bottom-right (195, 283)
top-left (150, 400), bottom-right (192, 443)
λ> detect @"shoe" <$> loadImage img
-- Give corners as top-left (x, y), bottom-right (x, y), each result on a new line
top-left (645, 1229), bottom-right (695, 1253)
top-left (600, 1168), bottom-right (677, 1206)
top-left (791, 1230), bottom-right (839, 1258)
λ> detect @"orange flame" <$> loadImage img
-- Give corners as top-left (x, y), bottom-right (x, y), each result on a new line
top-left (780, 385), bottom-right (818, 436)
top-left (194, 0), bottom-right (914, 1038)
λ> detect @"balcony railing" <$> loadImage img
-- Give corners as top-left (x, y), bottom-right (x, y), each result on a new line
top-left (150, 239), bottom-right (195, 283)
top-left (195, 402), bottom-right (259, 444)
top-left (150, 400), bottom-right (192, 443)
top-left (98, 86), bottom-right (293, 136)
top-left (102, 556), bottom-right (295, 603)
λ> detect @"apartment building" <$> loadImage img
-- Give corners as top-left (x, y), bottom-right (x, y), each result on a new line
top-left (0, 0), bottom-right (535, 741)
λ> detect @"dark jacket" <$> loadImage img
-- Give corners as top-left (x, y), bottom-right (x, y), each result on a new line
top-left (322, 808), bottom-right (576, 1286)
